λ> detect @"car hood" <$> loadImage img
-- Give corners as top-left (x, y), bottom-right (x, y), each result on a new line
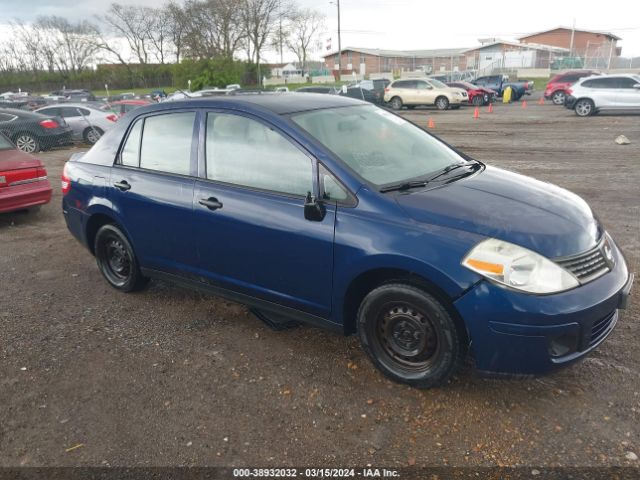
top-left (394, 166), bottom-right (600, 258)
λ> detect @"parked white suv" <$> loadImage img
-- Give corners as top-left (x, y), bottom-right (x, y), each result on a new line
top-left (566, 74), bottom-right (640, 116)
top-left (384, 78), bottom-right (467, 110)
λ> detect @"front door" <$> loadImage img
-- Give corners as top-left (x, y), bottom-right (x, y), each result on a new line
top-left (192, 111), bottom-right (336, 318)
top-left (109, 111), bottom-right (198, 274)
top-left (615, 77), bottom-right (640, 108)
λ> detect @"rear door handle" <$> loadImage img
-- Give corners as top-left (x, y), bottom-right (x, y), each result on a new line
top-left (199, 197), bottom-right (223, 211)
top-left (114, 180), bottom-right (131, 191)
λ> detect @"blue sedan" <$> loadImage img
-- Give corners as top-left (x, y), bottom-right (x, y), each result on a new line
top-left (61, 94), bottom-right (633, 388)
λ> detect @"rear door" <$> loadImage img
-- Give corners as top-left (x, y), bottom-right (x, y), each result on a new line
top-left (192, 111), bottom-right (336, 318)
top-left (109, 110), bottom-right (198, 274)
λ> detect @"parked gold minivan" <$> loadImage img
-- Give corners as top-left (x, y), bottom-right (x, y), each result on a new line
top-left (383, 78), bottom-right (468, 110)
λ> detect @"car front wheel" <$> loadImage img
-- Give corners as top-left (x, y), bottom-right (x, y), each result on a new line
top-left (435, 96), bottom-right (449, 110)
top-left (574, 99), bottom-right (595, 117)
top-left (95, 224), bottom-right (148, 292)
top-left (357, 283), bottom-right (465, 388)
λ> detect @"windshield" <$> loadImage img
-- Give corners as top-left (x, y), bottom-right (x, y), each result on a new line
top-left (291, 105), bottom-right (466, 186)
top-left (428, 79), bottom-right (448, 89)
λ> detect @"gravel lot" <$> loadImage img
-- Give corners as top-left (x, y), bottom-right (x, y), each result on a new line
top-left (1, 97), bottom-right (638, 469)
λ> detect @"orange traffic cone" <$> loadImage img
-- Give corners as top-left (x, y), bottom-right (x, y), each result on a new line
top-left (538, 96), bottom-right (544, 105)
top-left (487, 103), bottom-right (494, 113)
top-left (522, 100), bottom-right (528, 109)
top-left (473, 106), bottom-right (480, 119)
top-left (427, 118), bottom-right (435, 129)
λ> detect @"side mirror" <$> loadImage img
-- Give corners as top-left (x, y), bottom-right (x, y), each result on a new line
top-left (304, 192), bottom-right (326, 222)
top-left (634, 84), bottom-right (640, 89)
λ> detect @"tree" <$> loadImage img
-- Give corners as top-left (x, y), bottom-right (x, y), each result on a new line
top-left (36, 16), bottom-right (101, 74)
top-left (240, 0), bottom-right (281, 83)
top-left (180, 0), bottom-right (245, 60)
top-left (284, 8), bottom-right (324, 73)
top-left (100, 3), bottom-right (151, 64)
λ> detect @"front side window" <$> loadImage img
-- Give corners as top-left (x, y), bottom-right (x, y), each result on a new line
top-left (292, 105), bottom-right (465, 187)
top-left (139, 112), bottom-right (195, 175)
top-left (206, 113), bottom-right (313, 196)
top-left (616, 77), bottom-right (638, 88)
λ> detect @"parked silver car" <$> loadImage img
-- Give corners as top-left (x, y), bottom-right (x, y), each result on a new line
top-left (565, 74), bottom-right (640, 116)
top-left (35, 103), bottom-right (118, 144)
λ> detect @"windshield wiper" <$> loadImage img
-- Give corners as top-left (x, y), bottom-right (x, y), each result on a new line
top-left (379, 180), bottom-right (430, 193)
top-left (379, 161), bottom-right (483, 193)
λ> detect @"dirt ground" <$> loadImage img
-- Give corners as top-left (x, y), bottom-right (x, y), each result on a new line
top-left (1, 95), bottom-right (639, 469)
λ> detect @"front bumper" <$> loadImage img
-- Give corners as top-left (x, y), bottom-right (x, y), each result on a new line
top-left (454, 240), bottom-right (632, 375)
top-left (0, 180), bottom-right (52, 213)
top-left (564, 95), bottom-right (577, 109)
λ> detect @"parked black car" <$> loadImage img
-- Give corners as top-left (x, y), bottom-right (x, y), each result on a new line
top-left (0, 108), bottom-right (73, 153)
top-left (339, 86), bottom-right (379, 104)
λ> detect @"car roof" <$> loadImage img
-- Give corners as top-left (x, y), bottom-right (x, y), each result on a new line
top-left (583, 73), bottom-right (639, 79)
top-left (38, 103), bottom-right (102, 109)
top-left (143, 93), bottom-right (365, 115)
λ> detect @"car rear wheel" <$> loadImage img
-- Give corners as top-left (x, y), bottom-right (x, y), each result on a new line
top-left (552, 90), bottom-right (566, 105)
top-left (83, 127), bottom-right (104, 145)
top-left (575, 99), bottom-right (595, 117)
top-left (390, 97), bottom-right (403, 110)
top-left (14, 133), bottom-right (40, 153)
top-left (357, 283), bottom-right (464, 388)
top-left (435, 96), bottom-right (449, 110)
top-left (95, 224), bottom-right (148, 292)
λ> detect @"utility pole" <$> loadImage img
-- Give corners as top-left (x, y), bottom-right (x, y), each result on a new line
top-left (337, 0), bottom-right (342, 73)
top-left (569, 19), bottom-right (575, 56)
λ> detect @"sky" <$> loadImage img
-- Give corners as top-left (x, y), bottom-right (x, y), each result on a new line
top-left (0, 0), bottom-right (639, 60)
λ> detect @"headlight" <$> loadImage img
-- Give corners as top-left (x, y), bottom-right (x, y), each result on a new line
top-left (462, 239), bottom-right (579, 294)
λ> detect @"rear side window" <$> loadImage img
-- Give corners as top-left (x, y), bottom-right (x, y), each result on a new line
top-left (139, 112), bottom-right (195, 175)
top-left (205, 113), bottom-right (312, 196)
top-left (121, 119), bottom-right (142, 167)
top-left (393, 80), bottom-right (415, 89)
top-left (119, 112), bottom-right (195, 174)
top-left (616, 77), bottom-right (638, 88)
top-left (582, 78), bottom-right (617, 89)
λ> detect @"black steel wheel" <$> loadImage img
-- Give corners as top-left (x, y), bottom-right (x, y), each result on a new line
top-left (357, 283), bottom-right (465, 388)
top-left (95, 224), bottom-right (148, 292)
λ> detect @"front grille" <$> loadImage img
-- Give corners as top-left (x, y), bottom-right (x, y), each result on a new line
top-left (555, 240), bottom-right (610, 284)
top-left (589, 311), bottom-right (616, 347)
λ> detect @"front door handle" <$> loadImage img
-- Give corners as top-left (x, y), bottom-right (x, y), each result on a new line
top-left (114, 180), bottom-right (131, 191)
top-left (199, 197), bottom-right (223, 211)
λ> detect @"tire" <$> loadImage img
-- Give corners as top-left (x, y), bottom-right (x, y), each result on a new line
top-left (83, 127), bottom-right (104, 145)
top-left (472, 95), bottom-right (484, 106)
top-left (13, 133), bottom-right (40, 153)
top-left (435, 96), bottom-right (449, 110)
top-left (390, 96), bottom-right (403, 110)
top-left (357, 283), bottom-right (464, 388)
top-left (551, 90), bottom-right (566, 105)
top-left (94, 224), bottom-right (148, 292)
top-left (574, 98), bottom-right (595, 117)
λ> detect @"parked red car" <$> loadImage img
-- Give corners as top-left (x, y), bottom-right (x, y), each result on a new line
top-left (101, 100), bottom-right (151, 118)
top-left (447, 82), bottom-right (497, 106)
top-left (544, 70), bottom-right (600, 105)
top-left (0, 133), bottom-right (52, 213)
